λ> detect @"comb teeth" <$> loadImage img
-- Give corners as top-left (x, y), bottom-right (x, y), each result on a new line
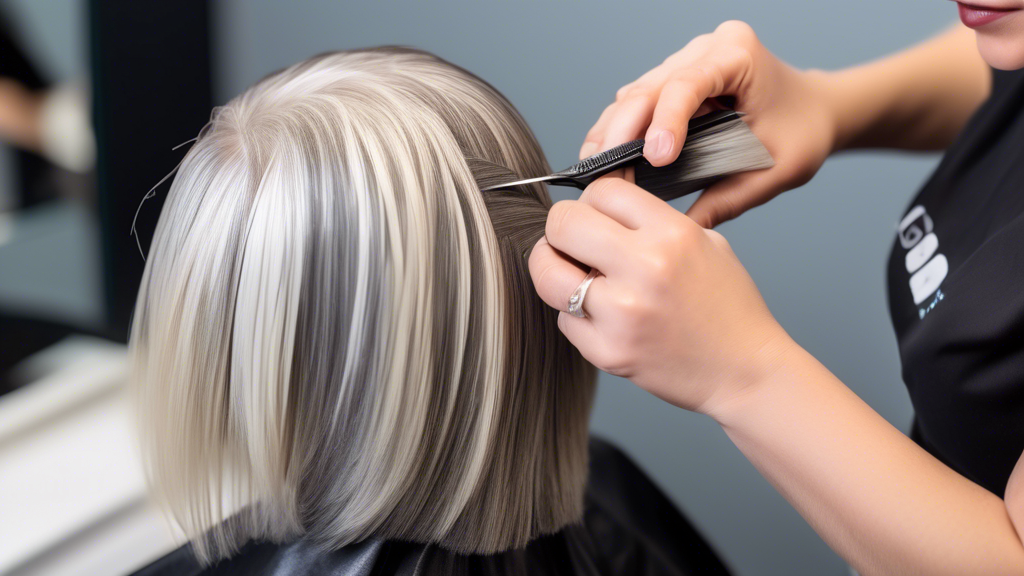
top-left (558, 139), bottom-right (645, 177)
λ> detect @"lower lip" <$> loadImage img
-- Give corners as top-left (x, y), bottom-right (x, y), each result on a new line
top-left (958, 3), bottom-right (1016, 27)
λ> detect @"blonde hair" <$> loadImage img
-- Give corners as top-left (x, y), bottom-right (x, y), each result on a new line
top-left (128, 47), bottom-right (596, 564)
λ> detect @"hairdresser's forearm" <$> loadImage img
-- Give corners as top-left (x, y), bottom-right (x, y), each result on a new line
top-left (706, 340), bottom-right (1024, 576)
top-left (811, 23), bottom-right (990, 152)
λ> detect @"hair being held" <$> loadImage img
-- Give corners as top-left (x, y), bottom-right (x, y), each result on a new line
top-left (128, 47), bottom-right (596, 564)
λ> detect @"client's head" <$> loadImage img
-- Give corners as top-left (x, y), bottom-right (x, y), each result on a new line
top-left (128, 46), bottom-right (597, 563)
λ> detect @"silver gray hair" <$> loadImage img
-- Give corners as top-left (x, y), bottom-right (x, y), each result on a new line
top-left (128, 46), bottom-right (596, 564)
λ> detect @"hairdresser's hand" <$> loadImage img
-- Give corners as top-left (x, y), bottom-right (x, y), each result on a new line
top-left (529, 175), bottom-right (798, 416)
top-left (581, 20), bottom-right (837, 229)
top-left (0, 77), bottom-right (43, 152)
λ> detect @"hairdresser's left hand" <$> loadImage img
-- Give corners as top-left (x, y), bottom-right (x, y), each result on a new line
top-left (530, 175), bottom-right (797, 416)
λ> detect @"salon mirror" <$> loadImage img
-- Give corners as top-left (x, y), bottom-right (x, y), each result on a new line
top-left (0, 0), bottom-right (212, 394)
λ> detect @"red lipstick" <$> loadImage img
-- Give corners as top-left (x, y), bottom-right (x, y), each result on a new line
top-left (958, 2), bottom-right (1016, 27)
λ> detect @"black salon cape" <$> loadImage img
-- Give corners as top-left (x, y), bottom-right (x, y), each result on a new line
top-left (131, 438), bottom-right (731, 576)
top-left (886, 65), bottom-right (1024, 497)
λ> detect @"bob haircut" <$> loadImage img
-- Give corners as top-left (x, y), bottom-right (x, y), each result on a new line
top-left (128, 46), bottom-right (597, 563)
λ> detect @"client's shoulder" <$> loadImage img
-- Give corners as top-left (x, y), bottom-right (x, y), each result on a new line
top-left (582, 435), bottom-right (732, 576)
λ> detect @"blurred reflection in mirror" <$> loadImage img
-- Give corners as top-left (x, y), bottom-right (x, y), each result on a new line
top-left (0, 0), bottom-right (100, 393)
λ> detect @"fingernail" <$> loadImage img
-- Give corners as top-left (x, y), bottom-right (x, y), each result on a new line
top-left (645, 131), bottom-right (674, 163)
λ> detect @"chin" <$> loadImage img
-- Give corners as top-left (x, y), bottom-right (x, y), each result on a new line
top-left (975, 27), bottom-right (1024, 70)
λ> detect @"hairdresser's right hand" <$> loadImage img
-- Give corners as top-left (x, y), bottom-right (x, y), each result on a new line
top-left (581, 20), bottom-right (838, 229)
top-left (529, 175), bottom-right (796, 418)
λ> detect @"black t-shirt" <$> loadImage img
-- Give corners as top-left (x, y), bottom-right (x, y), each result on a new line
top-left (886, 66), bottom-right (1024, 497)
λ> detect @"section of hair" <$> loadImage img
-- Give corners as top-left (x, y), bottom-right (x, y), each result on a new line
top-left (128, 46), bottom-right (596, 564)
top-left (467, 157), bottom-right (549, 259)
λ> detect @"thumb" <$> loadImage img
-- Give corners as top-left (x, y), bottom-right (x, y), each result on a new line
top-left (685, 169), bottom-right (780, 228)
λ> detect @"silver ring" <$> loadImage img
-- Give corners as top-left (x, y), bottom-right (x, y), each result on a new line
top-left (567, 268), bottom-right (601, 318)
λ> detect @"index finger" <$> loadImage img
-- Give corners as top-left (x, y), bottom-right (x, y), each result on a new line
top-left (579, 175), bottom-right (671, 231)
top-left (643, 45), bottom-right (754, 166)
top-left (545, 199), bottom-right (633, 273)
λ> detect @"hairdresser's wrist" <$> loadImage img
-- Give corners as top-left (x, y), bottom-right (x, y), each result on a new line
top-left (802, 67), bottom-right (874, 155)
top-left (698, 329), bottom-right (806, 426)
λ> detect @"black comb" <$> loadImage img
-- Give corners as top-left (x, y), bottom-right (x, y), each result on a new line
top-left (483, 110), bottom-right (774, 202)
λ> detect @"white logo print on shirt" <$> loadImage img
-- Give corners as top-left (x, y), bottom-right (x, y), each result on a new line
top-left (897, 205), bottom-right (948, 318)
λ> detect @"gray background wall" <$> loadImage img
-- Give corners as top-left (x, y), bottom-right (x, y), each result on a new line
top-left (212, 2), bottom-right (955, 575)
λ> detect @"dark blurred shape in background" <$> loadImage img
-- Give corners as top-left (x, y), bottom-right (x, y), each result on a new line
top-left (0, 0), bottom-right (211, 393)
